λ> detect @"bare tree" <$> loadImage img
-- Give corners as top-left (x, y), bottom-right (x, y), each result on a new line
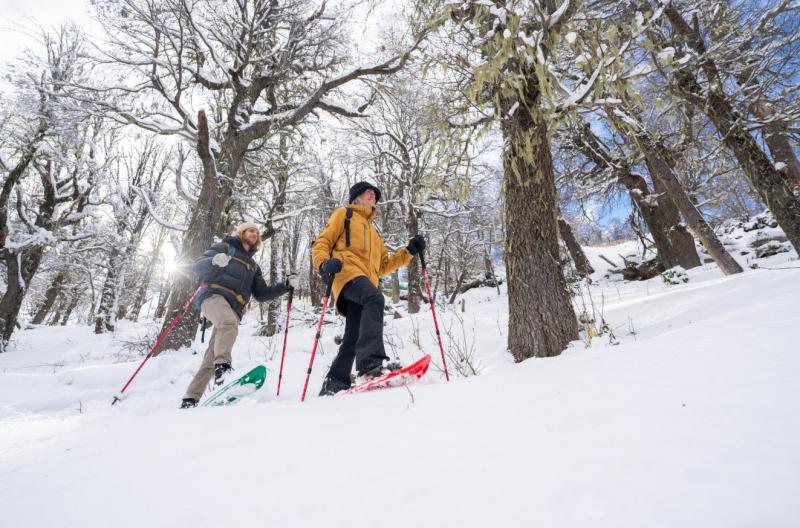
top-left (128, 225), bottom-right (168, 322)
top-left (94, 139), bottom-right (166, 333)
top-left (85, 0), bottom-right (431, 352)
top-left (429, 0), bottom-right (634, 359)
top-left (650, 2), bottom-right (800, 252)
top-left (0, 27), bottom-right (100, 350)
top-left (565, 120), bottom-right (701, 271)
top-left (346, 73), bottom-right (472, 313)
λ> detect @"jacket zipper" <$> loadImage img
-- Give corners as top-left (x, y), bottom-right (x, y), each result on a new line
top-left (367, 223), bottom-right (373, 273)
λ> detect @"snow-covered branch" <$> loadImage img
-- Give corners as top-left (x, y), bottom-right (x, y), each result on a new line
top-left (132, 186), bottom-right (187, 232)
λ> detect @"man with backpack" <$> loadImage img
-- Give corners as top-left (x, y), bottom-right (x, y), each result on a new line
top-left (311, 181), bottom-right (425, 396)
top-left (180, 221), bottom-right (297, 408)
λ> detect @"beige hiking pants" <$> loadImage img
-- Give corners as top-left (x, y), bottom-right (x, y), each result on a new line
top-left (184, 294), bottom-right (240, 400)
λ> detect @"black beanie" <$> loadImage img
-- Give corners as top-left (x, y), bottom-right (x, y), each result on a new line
top-left (348, 181), bottom-right (382, 204)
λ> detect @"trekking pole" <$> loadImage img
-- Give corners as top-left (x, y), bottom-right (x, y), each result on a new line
top-left (300, 273), bottom-right (335, 402)
top-left (111, 283), bottom-right (206, 406)
top-left (420, 251), bottom-right (450, 381)
top-left (276, 285), bottom-right (294, 397)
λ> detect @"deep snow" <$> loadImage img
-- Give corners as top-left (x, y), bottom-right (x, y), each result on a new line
top-left (1, 241), bottom-right (799, 527)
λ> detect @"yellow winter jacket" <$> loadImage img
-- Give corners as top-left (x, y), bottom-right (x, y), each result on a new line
top-left (312, 204), bottom-right (413, 314)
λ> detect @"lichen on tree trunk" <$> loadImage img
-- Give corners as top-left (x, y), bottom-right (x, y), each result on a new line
top-left (501, 99), bottom-right (578, 361)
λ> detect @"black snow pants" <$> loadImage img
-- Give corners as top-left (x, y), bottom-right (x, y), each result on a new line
top-left (324, 276), bottom-right (388, 389)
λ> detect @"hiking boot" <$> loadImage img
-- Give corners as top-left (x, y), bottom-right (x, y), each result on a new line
top-left (180, 398), bottom-right (198, 409)
top-left (357, 359), bottom-right (403, 383)
top-left (319, 377), bottom-right (350, 396)
top-left (214, 363), bottom-right (233, 387)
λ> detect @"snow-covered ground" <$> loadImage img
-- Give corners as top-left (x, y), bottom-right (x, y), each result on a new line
top-left (1, 239), bottom-right (799, 527)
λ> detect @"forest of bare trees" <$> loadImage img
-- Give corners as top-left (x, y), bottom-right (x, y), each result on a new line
top-left (1, 0), bottom-right (798, 361)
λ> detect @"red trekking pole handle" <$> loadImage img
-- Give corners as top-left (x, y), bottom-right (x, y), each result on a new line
top-left (419, 252), bottom-right (450, 381)
top-left (301, 273), bottom-right (335, 402)
top-left (111, 283), bottom-right (206, 405)
top-left (276, 286), bottom-right (294, 397)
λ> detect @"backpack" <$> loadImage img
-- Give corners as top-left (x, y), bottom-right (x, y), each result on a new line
top-left (192, 242), bottom-right (237, 310)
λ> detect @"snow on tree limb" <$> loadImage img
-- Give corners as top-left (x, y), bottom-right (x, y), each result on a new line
top-left (260, 205), bottom-right (319, 226)
top-left (240, 29), bottom-right (431, 141)
top-left (132, 186), bottom-right (187, 232)
top-left (172, 148), bottom-right (199, 205)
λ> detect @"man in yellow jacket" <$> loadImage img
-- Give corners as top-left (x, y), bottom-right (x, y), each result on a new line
top-left (312, 181), bottom-right (425, 395)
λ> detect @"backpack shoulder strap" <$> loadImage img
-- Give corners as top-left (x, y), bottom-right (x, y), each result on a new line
top-left (326, 207), bottom-right (355, 259)
top-left (344, 207), bottom-right (353, 248)
top-left (224, 242), bottom-right (253, 270)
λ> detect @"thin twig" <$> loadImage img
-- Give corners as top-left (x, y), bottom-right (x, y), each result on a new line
top-left (404, 383), bottom-right (415, 409)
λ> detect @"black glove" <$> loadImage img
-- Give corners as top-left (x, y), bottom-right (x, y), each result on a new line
top-left (319, 258), bottom-right (342, 275)
top-left (406, 234), bottom-right (426, 256)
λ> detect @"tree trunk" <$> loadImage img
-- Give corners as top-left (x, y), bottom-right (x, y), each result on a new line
top-left (309, 239), bottom-right (321, 308)
top-left (667, 224), bottom-right (700, 269)
top-left (263, 235), bottom-right (280, 337)
top-left (406, 211), bottom-right (421, 314)
top-left (664, 6), bottom-right (800, 252)
top-left (0, 252), bottom-right (26, 351)
top-left (153, 279), bottom-right (170, 320)
top-left (575, 122), bottom-right (701, 270)
top-left (742, 94), bottom-right (800, 193)
top-left (622, 172), bottom-right (680, 268)
top-left (557, 217), bottom-right (594, 277)
top-left (0, 160), bottom-right (56, 349)
top-left (50, 287), bottom-right (80, 326)
top-left (115, 273), bottom-right (137, 321)
top-left (638, 168), bottom-right (701, 270)
top-left (391, 270), bottom-right (401, 304)
top-left (130, 229), bottom-right (167, 322)
top-left (758, 121), bottom-right (800, 193)
top-left (262, 133), bottom-right (290, 337)
top-left (448, 267), bottom-right (467, 305)
top-left (0, 246), bottom-right (46, 351)
top-left (48, 300), bottom-right (65, 326)
top-left (95, 249), bottom-right (122, 334)
top-left (407, 257), bottom-right (421, 314)
top-left (153, 119), bottom-right (245, 354)
top-left (485, 228), bottom-right (502, 295)
top-left (501, 95), bottom-right (577, 361)
top-left (650, 172), bottom-right (701, 270)
top-left (443, 256), bottom-right (450, 298)
top-left (701, 88), bottom-right (800, 251)
top-left (731, 63), bottom-right (800, 194)
top-left (96, 208), bottom-right (148, 332)
top-left (59, 292), bottom-right (81, 326)
top-left (636, 132), bottom-right (743, 275)
top-left (116, 303), bottom-right (129, 321)
top-left (32, 271), bottom-right (66, 325)
top-left (0, 121), bottom-right (46, 250)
